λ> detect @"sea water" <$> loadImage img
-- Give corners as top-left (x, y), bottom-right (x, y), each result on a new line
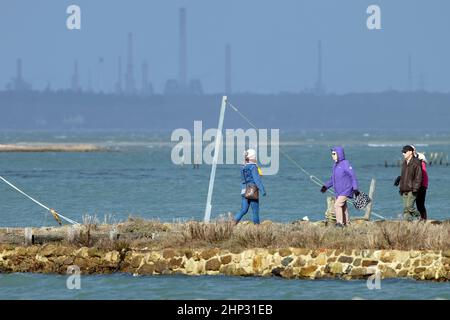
top-left (0, 130), bottom-right (449, 299)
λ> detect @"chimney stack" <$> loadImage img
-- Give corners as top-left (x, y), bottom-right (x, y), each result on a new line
top-left (225, 44), bottom-right (231, 94)
top-left (178, 8), bottom-right (187, 90)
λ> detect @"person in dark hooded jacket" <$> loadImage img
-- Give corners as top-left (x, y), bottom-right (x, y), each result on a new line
top-left (320, 146), bottom-right (359, 227)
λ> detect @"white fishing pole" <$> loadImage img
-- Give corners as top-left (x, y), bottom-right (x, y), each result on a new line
top-left (0, 176), bottom-right (79, 225)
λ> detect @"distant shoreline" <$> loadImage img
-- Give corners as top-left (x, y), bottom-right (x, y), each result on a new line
top-left (0, 143), bottom-right (107, 152)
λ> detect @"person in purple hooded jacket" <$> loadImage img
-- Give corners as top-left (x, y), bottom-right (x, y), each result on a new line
top-left (320, 146), bottom-right (360, 227)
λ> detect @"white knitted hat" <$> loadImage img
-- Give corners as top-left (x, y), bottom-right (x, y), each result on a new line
top-left (245, 149), bottom-right (257, 161)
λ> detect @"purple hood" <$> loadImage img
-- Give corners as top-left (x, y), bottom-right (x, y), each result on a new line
top-left (325, 146), bottom-right (359, 197)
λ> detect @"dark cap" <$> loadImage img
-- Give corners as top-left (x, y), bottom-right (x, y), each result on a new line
top-left (402, 145), bottom-right (414, 153)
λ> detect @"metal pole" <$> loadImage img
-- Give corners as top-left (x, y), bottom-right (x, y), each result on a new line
top-left (204, 96), bottom-right (227, 223)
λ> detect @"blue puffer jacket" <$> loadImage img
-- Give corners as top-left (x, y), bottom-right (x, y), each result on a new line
top-left (324, 146), bottom-right (358, 197)
top-left (240, 163), bottom-right (266, 196)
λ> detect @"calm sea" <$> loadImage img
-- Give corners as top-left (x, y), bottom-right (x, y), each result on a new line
top-left (0, 130), bottom-right (449, 299)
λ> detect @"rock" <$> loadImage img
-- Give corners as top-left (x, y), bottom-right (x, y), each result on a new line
top-left (76, 247), bottom-right (89, 258)
top-left (424, 268), bottom-right (437, 280)
top-left (395, 264), bottom-right (402, 270)
top-left (252, 255), bottom-right (262, 270)
top-left (291, 248), bottom-right (310, 256)
top-left (138, 263), bottom-right (154, 275)
top-left (205, 258), bottom-right (221, 271)
top-left (169, 257), bottom-right (183, 269)
top-left (353, 258), bottom-right (361, 267)
top-left (293, 257), bottom-right (306, 267)
top-left (420, 255), bottom-right (434, 266)
top-left (326, 262), bottom-right (343, 274)
top-left (392, 251), bottom-right (410, 263)
top-left (350, 268), bottom-right (366, 277)
top-left (153, 260), bottom-right (168, 273)
top-left (404, 259), bottom-right (410, 267)
top-left (344, 264), bottom-right (353, 274)
top-left (383, 267), bottom-right (397, 278)
top-left (414, 267), bottom-right (426, 273)
top-left (220, 255), bottom-right (232, 265)
top-left (410, 251), bottom-right (420, 258)
top-left (442, 250), bottom-right (450, 258)
top-left (130, 256), bottom-right (142, 268)
top-left (184, 258), bottom-right (197, 274)
top-left (271, 267), bottom-right (284, 277)
top-left (362, 260), bottom-right (378, 267)
top-left (40, 244), bottom-right (58, 257)
top-left (413, 259), bottom-right (420, 267)
top-left (310, 251), bottom-right (319, 258)
top-left (236, 266), bottom-right (253, 276)
top-left (361, 250), bottom-right (374, 258)
top-left (163, 249), bottom-right (176, 259)
top-left (442, 257), bottom-right (450, 266)
top-left (200, 249), bottom-right (219, 260)
top-left (87, 247), bottom-right (102, 258)
top-left (281, 257), bottom-right (294, 267)
top-left (280, 268), bottom-right (294, 278)
top-left (299, 266), bottom-right (317, 277)
top-left (278, 249), bottom-right (292, 257)
top-left (104, 251), bottom-right (119, 263)
top-left (338, 256), bottom-right (353, 264)
top-left (184, 249), bottom-right (193, 259)
top-left (219, 264), bottom-right (236, 275)
top-left (327, 257), bottom-right (337, 263)
top-left (315, 254), bottom-right (327, 265)
top-left (380, 252), bottom-right (395, 263)
top-left (397, 270), bottom-right (408, 277)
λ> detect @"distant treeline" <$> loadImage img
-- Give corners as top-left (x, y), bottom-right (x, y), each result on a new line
top-left (0, 90), bottom-right (449, 130)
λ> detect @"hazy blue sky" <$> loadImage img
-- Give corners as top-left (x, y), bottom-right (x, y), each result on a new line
top-left (1, 0), bottom-right (449, 94)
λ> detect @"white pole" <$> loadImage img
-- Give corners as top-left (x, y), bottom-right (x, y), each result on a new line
top-left (204, 96), bottom-right (227, 223)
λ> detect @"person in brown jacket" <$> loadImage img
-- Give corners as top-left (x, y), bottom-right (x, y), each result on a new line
top-left (397, 145), bottom-right (422, 220)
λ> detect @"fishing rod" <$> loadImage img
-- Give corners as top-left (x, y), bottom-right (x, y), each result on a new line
top-left (0, 176), bottom-right (80, 225)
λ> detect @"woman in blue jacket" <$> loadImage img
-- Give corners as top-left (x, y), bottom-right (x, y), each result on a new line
top-left (320, 146), bottom-right (359, 227)
top-left (234, 149), bottom-right (266, 225)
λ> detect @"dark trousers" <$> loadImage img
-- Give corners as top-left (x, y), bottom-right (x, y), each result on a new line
top-left (416, 186), bottom-right (427, 220)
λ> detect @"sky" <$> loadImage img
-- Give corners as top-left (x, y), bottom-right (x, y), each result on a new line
top-left (0, 0), bottom-right (449, 94)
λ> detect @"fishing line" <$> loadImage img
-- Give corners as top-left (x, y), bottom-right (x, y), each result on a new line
top-left (0, 176), bottom-right (80, 225)
top-left (227, 101), bottom-right (387, 220)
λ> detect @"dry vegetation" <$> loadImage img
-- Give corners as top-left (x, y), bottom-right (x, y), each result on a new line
top-left (5, 216), bottom-right (447, 251)
top-left (82, 217), bottom-right (450, 251)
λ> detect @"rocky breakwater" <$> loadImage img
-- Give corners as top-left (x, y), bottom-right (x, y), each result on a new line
top-left (1, 245), bottom-right (449, 281)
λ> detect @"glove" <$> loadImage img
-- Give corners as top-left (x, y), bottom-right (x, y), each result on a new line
top-left (320, 186), bottom-right (327, 193)
top-left (354, 190), bottom-right (360, 197)
top-left (394, 176), bottom-right (401, 187)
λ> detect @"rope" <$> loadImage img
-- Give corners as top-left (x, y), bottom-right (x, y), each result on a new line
top-left (226, 101), bottom-right (387, 220)
top-left (0, 176), bottom-right (80, 225)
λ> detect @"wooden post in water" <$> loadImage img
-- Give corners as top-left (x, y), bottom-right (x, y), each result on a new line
top-left (363, 178), bottom-right (376, 221)
top-left (325, 196), bottom-right (336, 224)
